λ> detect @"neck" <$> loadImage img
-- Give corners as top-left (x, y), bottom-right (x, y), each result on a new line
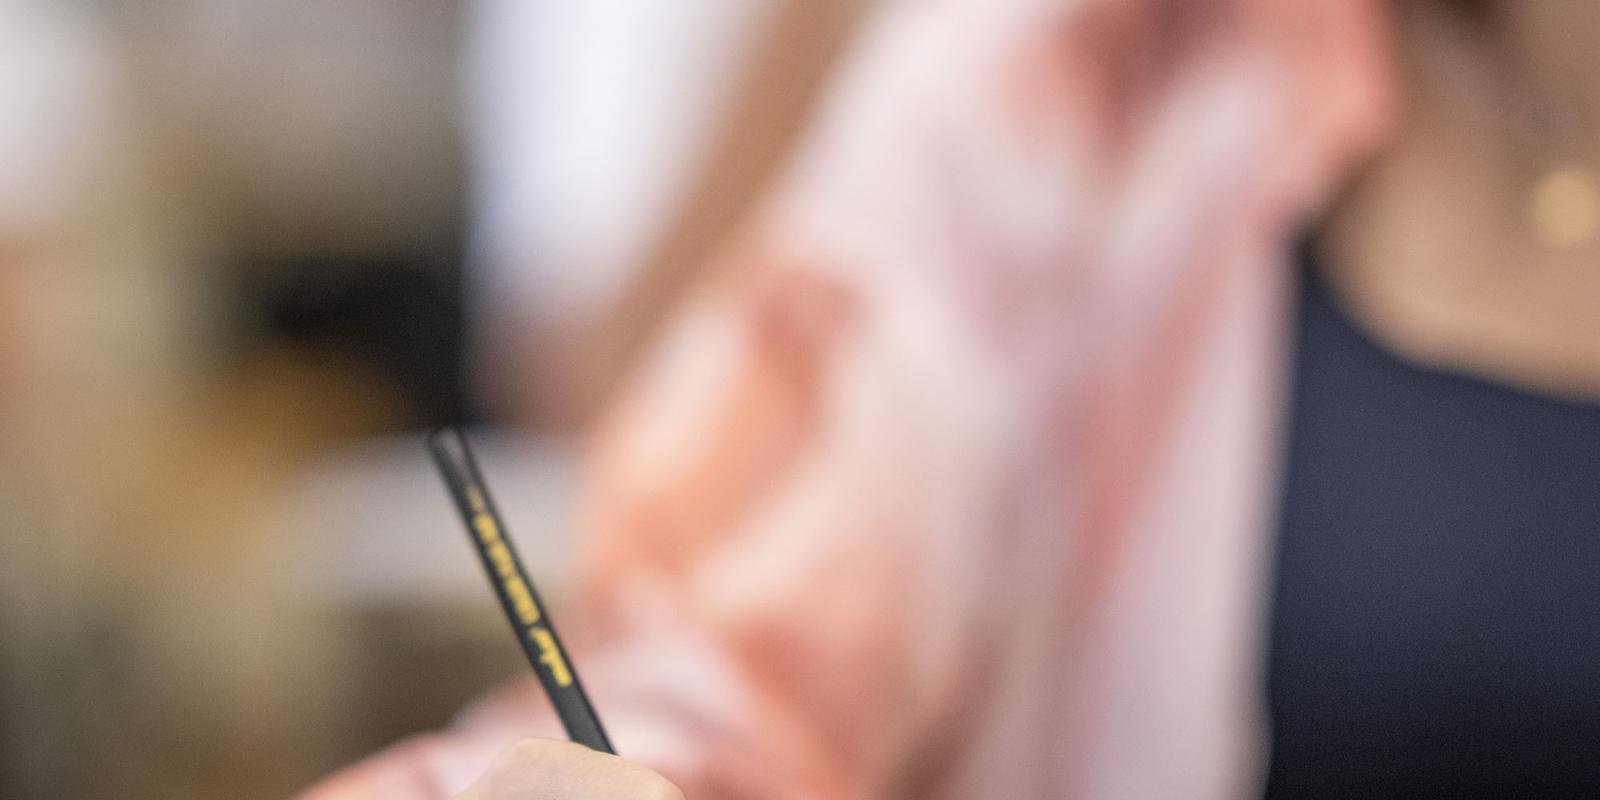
top-left (1484, 1), bottom-right (1600, 113)
top-left (1312, 1), bottom-right (1600, 399)
top-left (1429, 2), bottom-right (1600, 164)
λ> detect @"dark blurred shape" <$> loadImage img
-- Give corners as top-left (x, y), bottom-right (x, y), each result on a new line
top-left (241, 251), bottom-right (473, 429)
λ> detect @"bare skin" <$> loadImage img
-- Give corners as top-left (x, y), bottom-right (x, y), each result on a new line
top-left (451, 740), bottom-right (683, 800)
top-left (1320, 1), bottom-right (1600, 399)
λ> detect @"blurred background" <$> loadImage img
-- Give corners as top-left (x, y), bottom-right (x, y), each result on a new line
top-left (12, 1), bottom-right (1600, 800)
top-left (0, 1), bottom-right (868, 796)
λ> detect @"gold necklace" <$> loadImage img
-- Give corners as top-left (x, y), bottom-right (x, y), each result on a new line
top-left (1528, 164), bottom-right (1600, 250)
top-left (1513, 81), bottom-right (1600, 250)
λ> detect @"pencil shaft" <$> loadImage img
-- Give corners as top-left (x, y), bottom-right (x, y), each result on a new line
top-left (429, 429), bottom-right (614, 754)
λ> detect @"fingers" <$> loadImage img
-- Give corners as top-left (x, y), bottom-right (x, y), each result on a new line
top-left (453, 739), bottom-right (685, 800)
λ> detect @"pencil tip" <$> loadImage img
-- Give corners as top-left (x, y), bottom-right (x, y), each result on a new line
top-left (427, 426), bottom-right (467, 459)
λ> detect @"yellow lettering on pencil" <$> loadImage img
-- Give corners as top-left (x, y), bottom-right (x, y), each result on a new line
top-left (473, 513), bottom-right (501, 544)
top-left (486, 541), bottom-right (516, 579)
top-left (467, 487), bottom-right (487, 513)
top-left (532, 627), bottom-right (573, 687)
top-left (503, 576), bottom-right (540, 625)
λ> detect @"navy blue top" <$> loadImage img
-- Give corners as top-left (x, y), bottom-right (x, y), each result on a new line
top-left (1264, 257), bottom-right (1600, 798)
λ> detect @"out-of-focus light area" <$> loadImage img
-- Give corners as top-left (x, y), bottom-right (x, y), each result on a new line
top-left (0, 0), bottom-right (821, 796)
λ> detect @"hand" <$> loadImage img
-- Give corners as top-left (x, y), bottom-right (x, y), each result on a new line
top-left (453, 739), bottom-right (684, 800)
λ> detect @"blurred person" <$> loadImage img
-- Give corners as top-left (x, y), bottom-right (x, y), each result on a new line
top-left (307, 0), bottom-right (1600, 798)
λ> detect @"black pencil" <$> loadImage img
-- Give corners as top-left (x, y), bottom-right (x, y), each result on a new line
top-left (428, 428), bottom-right (615, 754)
